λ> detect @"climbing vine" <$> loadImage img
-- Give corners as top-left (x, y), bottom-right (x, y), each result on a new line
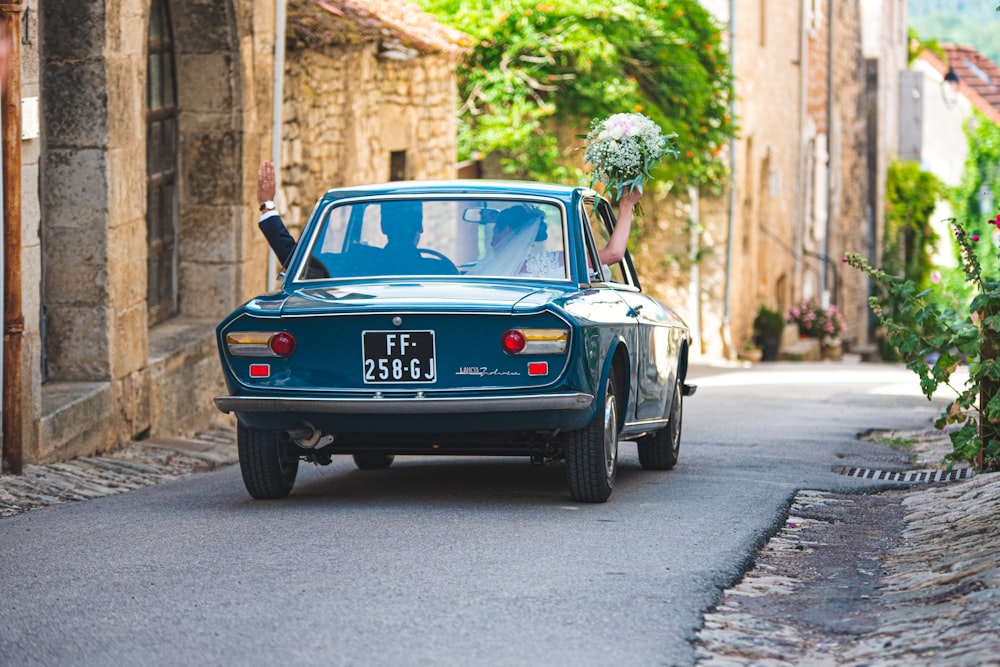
top-left (952, 110), bottom-right (1000, 283)
top-left (883, 160), bottom-right (943, 290)
top-left (418, 0), bottom-right (735, 190)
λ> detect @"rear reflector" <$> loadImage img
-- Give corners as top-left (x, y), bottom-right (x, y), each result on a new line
top-left (249, 364), bottom-right (270, 378)
top-left (527, 361), bottom-right (548, 376)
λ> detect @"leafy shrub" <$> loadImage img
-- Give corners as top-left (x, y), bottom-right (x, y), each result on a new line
top-left (752, 305), bottom-right (784, 338)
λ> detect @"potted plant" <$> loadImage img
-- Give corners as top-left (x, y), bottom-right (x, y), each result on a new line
top-left (753, 305), bottom-right (784, 361)
top-left (738, 338), bottom-right (763, 363)
top-left (787, 299), bottom-right (847, 360)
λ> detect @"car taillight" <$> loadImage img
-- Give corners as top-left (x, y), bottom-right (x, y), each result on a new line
top-left (268, 332), bottom-right (296, 357)
top-left (501, 328), bottom-right (568, 355)
top-left (226, 331), bottom-right (298, 358)
top-left (501, 329), bottom-right (527, 355)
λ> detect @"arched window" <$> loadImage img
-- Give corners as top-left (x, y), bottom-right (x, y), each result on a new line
top-left (146, 0), bottom-right (179, 324)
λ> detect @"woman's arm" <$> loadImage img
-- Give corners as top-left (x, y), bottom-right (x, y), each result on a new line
top-left (598, 187), bottom-right (642, 265)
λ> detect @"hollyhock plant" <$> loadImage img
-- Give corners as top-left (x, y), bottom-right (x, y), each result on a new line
top-left (844, 216), bottom-right (1000, 471)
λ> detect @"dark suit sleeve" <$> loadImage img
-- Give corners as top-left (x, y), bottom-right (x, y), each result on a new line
top-left (258, 214), bottom-right (297, 267)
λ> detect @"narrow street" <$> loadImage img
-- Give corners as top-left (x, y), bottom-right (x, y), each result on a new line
top-left (0, 363), bottom-right (953, 666)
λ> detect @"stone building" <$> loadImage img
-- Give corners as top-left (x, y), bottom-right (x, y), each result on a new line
top-left (679, 0), bottom-right (908, 358)
top-left (1, 0), bottom-right (463, 470)
top-left (278, 0), bottom-right (466, 237)
top-left (905, 44), bottom-right (1000, 263)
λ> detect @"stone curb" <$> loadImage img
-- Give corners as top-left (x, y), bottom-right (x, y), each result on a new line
top-left (695, 431), bottom-right (1000, 666)
top-left (0, 429), bottom-right (237, 518)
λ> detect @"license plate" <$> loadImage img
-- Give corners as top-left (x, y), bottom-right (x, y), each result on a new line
top-left (362, 330), bottom-right (436, 384)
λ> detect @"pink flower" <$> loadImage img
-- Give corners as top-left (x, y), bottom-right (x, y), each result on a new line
top-left (930, 270), bottom-right (941, 284)
top-left (972, 235), bottom-right (980, 242)
top-left (972, 311), bottom-right (981, 325)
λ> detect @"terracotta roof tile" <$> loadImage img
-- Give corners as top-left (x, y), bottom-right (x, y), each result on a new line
top-left (287, 0), bottom-right (470, 58)
top-left (919, 44), bottom-right (1000, 124)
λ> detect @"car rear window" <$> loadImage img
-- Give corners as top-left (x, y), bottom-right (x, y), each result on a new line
top-left (294, 197), bottom-right (569, 281)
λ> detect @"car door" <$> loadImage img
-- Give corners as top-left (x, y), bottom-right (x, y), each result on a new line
top-left (585, 199), bottom-right (672, 424)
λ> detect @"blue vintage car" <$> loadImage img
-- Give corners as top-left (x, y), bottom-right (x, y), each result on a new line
top-left (215, 181), bottom-right (695, 503)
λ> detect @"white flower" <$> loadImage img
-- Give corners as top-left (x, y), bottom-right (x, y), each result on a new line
top-left (581, 112), bottom-right (678, 202)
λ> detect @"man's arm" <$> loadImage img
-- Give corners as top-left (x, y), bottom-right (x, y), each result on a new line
top-left (259, 212), bottom-right (296, 267)
top-left (257, 161), bottom-right (296, 266)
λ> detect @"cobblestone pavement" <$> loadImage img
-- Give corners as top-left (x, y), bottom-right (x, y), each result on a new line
top-left (696, 431), bottom-right (1000, 667)
top-left (0, 430), bottom-right (237, 518)
top-left (3, 428), bottom-right (999, 666)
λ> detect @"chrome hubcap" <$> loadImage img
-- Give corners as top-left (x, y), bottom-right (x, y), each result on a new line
top-left (671, 385), bottom-right (682, 455)
top-left (603, 393), bottom-right (618, 479)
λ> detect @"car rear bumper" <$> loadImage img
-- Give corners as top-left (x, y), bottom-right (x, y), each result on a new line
top-left (214, 392), bottom-right (594, 415)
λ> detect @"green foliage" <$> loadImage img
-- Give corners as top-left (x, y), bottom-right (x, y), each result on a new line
top-left (952, 111), bottom-right (1000, 282)
top-left (907, 27), bottom-right (946, 66)
top-left (845, 217), bottom-right (1000, 471)
top-left (884, 161), bottom-right (943, 288)
top-left (418, 0), bottom-right (735, 190)
top-left (752, 305), bottom-right (784, 338)
top-left (880, 161), bottom-right (944, 360)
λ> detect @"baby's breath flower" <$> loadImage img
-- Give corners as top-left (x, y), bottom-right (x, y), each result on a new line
top-left (582, 112), bottom-right (678, 208)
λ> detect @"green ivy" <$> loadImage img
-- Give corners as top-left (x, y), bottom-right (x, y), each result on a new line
top-left (952, 110), bottom-right (1000, 283)
top-left (884, 161), bottom-right (943, 286)
top-left (878, 161), bottom-right (944, 359)
top-left (418, 0), bottom-right (735, 190)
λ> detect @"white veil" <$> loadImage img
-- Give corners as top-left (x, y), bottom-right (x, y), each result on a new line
top-left (467, 218), bottom-right (543, 277)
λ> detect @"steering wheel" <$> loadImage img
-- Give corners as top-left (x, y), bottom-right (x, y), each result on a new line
top-left (418, 248), bottom-right (460, 275)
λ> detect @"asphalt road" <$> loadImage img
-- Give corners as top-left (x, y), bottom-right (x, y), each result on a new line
top-left (0, 362), bottom-right (950, 667)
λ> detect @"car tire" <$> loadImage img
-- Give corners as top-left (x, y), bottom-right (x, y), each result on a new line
top-left (352, 453), bottom-right (395, 470)
top-left (237, 424), bottom-right (299, 499)
top-left (565, 374), bottom-right (618, 503)
top-left (637, 378), bottom-right (682, 471)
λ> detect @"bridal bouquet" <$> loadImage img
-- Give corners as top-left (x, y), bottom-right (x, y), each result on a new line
top-left (582, 112), bottom-right (678, 210)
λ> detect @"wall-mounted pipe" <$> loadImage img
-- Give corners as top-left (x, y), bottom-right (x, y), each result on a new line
top-left (1, 1), bottom-right (23, 474)
top-left (266, 0), bottom-right (287, 291)
top-left (721, 0), bottom-right (736, 359)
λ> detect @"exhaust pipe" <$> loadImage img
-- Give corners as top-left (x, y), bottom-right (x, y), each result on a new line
top-left (285, 421), bottom-right (334, 449)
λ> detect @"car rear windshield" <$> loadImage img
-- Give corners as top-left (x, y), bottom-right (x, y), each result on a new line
top-left (294, 197), bottom-right (569, 281)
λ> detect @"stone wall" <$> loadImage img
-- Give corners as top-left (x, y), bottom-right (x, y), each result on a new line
top-left (6, 0), bottom-right (463, 467)
top-left (826, 0), bottom-right (874, 349)
top-left (23, 0), bottom-right (279, 464)
top-left (280, 45), bottom-right (458, 236)
top-left (721, 0), bottom-right (806, 354)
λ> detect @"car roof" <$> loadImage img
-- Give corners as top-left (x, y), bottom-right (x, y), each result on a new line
top-left (317, 180), bottom-right (597, 205)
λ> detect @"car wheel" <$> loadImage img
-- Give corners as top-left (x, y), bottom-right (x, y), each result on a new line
top-left (565, 374), bottom-right (618, 503)
top-left (237, 424), bottom-right (299, 499)
top-left (352, 453), bottom-right (395, 470)
top-left (637, 378), bottom-right (682, 471)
